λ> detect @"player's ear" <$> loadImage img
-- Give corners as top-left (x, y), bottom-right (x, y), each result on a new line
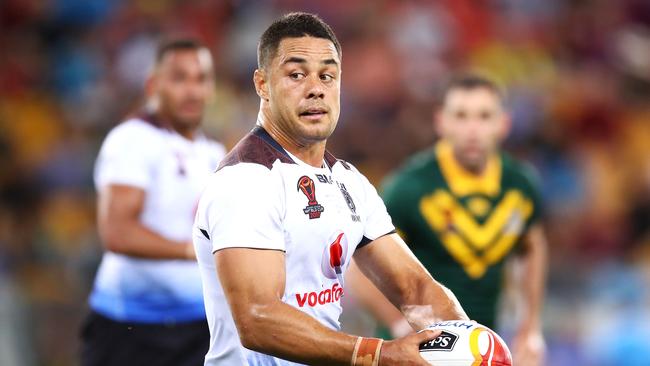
top-left (499, 111), bottom-right (512, 140)
top-left (254, 69), bottom-right (270, 101)
top-left (433, 108), bottom-right (444, 138)
top-left (144, 71), bottom-right (157, 98)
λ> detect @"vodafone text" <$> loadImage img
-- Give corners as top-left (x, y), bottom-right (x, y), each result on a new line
top-left (295, 283), bottom-right (344, 307)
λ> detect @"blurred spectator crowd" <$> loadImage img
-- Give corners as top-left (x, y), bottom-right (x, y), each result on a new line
top-left (1, 0), bottom-right (649, 365)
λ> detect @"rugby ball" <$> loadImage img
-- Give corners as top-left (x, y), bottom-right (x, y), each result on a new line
top-left (418, 321), bottom-right (512, 366)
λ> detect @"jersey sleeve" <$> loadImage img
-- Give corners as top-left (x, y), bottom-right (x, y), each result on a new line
top-left (519, 162), bottom-right (544, 229)
top-left (198, 164), bottom-right (285, 253)
top-left (94, 121), bottom-right (158, 190)
top-left (352, 168), bottom-right (395, 248)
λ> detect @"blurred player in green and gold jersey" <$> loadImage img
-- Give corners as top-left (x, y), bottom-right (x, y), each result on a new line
top-left (348, 73), bottom-right (547, 366)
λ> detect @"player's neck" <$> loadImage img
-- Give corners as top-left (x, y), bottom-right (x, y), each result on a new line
top-left (153, 109), bottom-right (198, 141)
top-left (171, 124), bottom-right (197, 141)
top-left (257, 113), bottom-right (326, 168)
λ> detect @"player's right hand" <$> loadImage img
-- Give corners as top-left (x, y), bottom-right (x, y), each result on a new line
top-left (379, 329), bottom-right (440, 365)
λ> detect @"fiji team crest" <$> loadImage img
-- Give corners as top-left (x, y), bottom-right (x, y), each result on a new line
top-left (338, 183), bottom-right (360, 222)
top-left (298, 175), bottom-right (324, 219)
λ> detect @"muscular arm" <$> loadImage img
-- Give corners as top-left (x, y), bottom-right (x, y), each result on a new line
top-left (354, 233), bottom-right (469, 330)
top-left (215, 247), bottom-right (439, 366)
top-left (215, 248), bottom-right (357, 365)
top-left (97, 184), bottom-right (193, 259)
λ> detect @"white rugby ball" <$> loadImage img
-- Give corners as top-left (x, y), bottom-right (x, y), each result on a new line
top-left (418, 320), bottom-right (512, 366)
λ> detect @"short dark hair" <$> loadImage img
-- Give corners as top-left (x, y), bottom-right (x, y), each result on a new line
top-left (441, 73), bottom-right (506, 105)
top-left (257, 12), bottom-right (342, 69)
top-left (155, 38), bottom-right (206, 64)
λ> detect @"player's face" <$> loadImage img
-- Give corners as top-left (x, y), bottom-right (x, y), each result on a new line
top-left (151, 49), bottom-right (214, 131)
top-left (438, 87), bottom-right (509, 171)
top-left (265, 37), bottom-right (341, 144)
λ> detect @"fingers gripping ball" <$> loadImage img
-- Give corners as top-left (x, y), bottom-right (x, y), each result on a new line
top-left (419, 321), bottom-right (512, 366)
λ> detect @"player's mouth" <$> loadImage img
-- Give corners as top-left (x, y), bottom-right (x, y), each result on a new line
top-left (179, 101), bottom-right (204, 114)
top-left (463, 144), bottom-right (485, 157)
top-left (299, 108), bottom-right (328, 121)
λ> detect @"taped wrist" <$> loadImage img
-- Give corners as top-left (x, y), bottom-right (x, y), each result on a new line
top-left (351, 337), bottom-right (383, 366)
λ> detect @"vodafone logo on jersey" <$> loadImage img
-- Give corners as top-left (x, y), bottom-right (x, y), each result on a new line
top-left (294, 232), bottom-right (349, 308)
top-left (295, 283), bottom-right (344, 308)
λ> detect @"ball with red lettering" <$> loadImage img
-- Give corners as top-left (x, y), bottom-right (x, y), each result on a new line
top-left (418, 321), bottom-right (512, 366)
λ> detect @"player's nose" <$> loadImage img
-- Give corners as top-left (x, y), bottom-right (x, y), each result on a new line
top-left (186, 82), bottom-right (208, 101)
top-left (305, 75), bottom-right (325, 99)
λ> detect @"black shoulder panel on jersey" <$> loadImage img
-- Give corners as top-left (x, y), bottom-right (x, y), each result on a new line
top-left (355, 230), bottom-right (397, 251)
top-left (324, 151), bottom-right (352, 171)
top-left (128, 109), bottom-right (171, 129)
top-left (217, 126), bottom-right (295, 171)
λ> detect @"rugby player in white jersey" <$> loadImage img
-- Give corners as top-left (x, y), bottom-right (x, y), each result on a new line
top-left (81, 39), bottom-right (226, 366)
top-left (193, 13), bottom-right (469, 366)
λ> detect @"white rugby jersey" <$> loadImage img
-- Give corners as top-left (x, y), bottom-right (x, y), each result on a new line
top-left (193, 126), bottom-right (395, 365)
top-left (90, 115), bottom-right (226, 323)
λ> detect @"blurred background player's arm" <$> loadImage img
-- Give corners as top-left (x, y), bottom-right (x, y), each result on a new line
top-left (97, 184), bottom-right (194, 260)
top-left (346, 260), bottom-right (412, 337)
top-left (346, 170), bottom-right (430, 338)
top-left (353, 233), bottom-right (469, 330)
top-left (510, 223), bottom-right (547, 366)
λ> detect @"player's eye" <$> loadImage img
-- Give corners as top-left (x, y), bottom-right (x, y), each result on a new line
top-left (198, 73), bottom-right (211, 83)
top-left (289, 72), bottom-right (305, 80)
top-left (320, 74), bottom-right (334, 82)
top-left (479, 111), bottom-right (493, 120)
top-left (454, 111), bottom-right (467, 120)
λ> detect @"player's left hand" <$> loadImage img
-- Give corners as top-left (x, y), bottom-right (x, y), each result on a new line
top-left (511, 327), bottom-right (545, 366)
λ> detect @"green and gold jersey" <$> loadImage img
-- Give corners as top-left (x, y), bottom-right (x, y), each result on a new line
top-left (381, 141), bottom-right (542, 329)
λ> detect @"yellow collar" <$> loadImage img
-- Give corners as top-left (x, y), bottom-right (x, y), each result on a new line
top-left (435, 141), bottom-right (501, 197)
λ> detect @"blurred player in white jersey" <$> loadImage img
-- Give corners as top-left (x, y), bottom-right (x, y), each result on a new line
top-left (81, 39), bottom-right (226, 366)
top-left (193, 13), bottom-right (468, 366)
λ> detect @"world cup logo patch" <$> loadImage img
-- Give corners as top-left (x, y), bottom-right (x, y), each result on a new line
top-left (298, 175), bottom-right (324, 219)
